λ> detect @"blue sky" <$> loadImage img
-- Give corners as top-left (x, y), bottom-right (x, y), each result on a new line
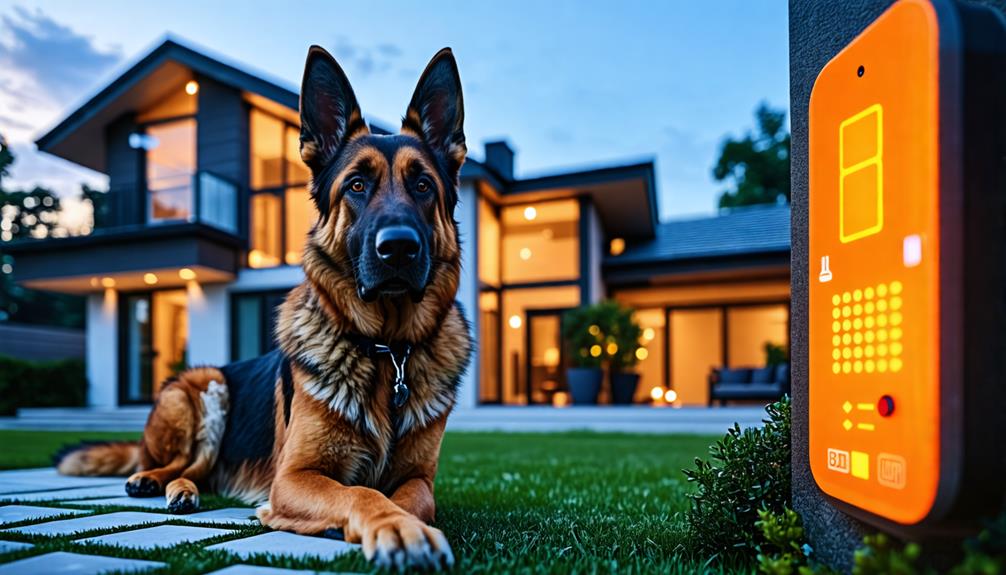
top-left (0, 1), bottom-right (788, 220)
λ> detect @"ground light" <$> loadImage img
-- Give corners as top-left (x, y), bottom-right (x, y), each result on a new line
top-left (807, 0), bottom-right (1006, 536)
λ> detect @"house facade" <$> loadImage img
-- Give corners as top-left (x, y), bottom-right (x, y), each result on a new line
top-left (7, 39), bottom-right (791, 409)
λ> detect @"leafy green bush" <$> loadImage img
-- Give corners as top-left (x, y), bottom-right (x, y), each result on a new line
top-left (683, 397), bottom-right (792, 556)
top-left (0, 354), bottom-right (86, 415)
top-left (561, 300), bottom-right (642, 369)
top-left (756, 507), bottom-right (837, 575)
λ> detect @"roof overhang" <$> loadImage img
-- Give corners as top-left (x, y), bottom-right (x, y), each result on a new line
top-left (35, 38), bottom-right (299, 173)
top-left (5, 223), bottom-right (241, 294)
top-left (603, 250), bottom-right (790, 289)
top-left (462, 160), bottom-right (658, 240)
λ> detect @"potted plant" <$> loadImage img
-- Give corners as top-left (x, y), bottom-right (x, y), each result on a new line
top-left (608, 302), bottom-right (644, 405)
top-left (561, 303), bottom-right (610, 405)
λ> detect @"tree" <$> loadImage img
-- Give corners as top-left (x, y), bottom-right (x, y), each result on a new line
top-left (713, 103), bottom-right (791, 209)
top-left (0, 139), bottom-right (85, 327)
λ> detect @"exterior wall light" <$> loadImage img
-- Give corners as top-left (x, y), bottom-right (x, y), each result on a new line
top-left (100, 277), bottom-right (115, 288)
top-left (523, 206), bottom-right (537, 221)
top-left (178, 268), bottom-right (197, 281)
top-left (143, 273), bottom-right (158, 285)
top-left (185, 80), bottom-right (199, 95)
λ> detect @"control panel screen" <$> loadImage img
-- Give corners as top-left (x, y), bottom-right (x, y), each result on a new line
top-left (809, 0), bottom-right (942, 524)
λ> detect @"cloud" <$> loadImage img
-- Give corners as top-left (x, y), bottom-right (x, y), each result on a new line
top-left (330, 36), bottom-right (401, 78)
top-left (0, 7), bottom-right (121, 104)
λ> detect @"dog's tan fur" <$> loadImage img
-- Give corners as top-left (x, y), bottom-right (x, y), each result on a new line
top-left (58, 46), bottom-right (471, 569)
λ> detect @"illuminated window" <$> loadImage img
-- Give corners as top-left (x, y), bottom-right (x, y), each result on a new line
top-left (147, 118), bottom-right (196, 222)
top-left (478, 197), bottom-right (501, 286)
top-left (249, 193), bottom-right (281, 268)
top-left (501, 200), bottom-right (579, 283)
top-left (250, 110), bottom-right (284, 189)
top-left (286, 126), bottom-right (310, 185)
top-left (839, 104), bottom-right (884, 243)
top-left (284, 187), bottom-right (317, 265)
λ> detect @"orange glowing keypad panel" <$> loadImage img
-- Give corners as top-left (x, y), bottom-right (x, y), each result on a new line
top-left (809, 0), bottom-right (942, 525)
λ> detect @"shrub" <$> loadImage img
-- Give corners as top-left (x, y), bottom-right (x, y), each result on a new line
top-left (683, 397), bottom-right (792, 556)
top-left (561, 300), bottom-right (643, 370)
top-left (0, 354), bottom-right (86, 415)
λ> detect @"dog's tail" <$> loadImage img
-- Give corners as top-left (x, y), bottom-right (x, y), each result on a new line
top-left (54, 441), bottom-right (141, 476)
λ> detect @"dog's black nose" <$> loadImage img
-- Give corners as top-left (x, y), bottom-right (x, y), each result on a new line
top-left (375, 226), bottom-right (421, 268)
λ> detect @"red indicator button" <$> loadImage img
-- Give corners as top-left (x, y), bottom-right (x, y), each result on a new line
top-left (878, 395), bottom-right (895, 417)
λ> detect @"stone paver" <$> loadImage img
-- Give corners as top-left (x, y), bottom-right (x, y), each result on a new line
top-left (3, 485), bottom-right (125, 502)
top-left (0, 469), bottom-right (123, 490)
top-left (0, 505), bottom-right (88, 525)
top-left (65, 496), bottom-right (166, 510)
top-left (207, 531), bottom-right (359, 560)
top-left (4, 511), bottom-right (170, 537)
top-left (0, 540), bottom-right (32, 553)
top-left (205, 565), bottom-right (362, 575)
top-left (76, 524), bottom-right (233, 550)
top-left (0, 551), bottom-right (164, 574)
top-left (185, 507), bottom-right (260, 526)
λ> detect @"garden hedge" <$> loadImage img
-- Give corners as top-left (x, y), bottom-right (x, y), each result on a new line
top-left (0, 354), bottom-right (86, 415)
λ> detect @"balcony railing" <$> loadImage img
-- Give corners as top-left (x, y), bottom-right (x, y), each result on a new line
top-left (94, 171), bottom-right (240, 236)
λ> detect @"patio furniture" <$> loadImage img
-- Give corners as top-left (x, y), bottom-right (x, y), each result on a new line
top-left (707, 364), bottom-right (790, 406)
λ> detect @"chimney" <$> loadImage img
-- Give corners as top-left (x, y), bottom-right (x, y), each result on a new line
top-left (484, 140), bottom-right (514, 181)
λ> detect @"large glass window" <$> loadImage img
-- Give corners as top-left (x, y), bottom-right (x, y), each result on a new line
top-left (233, 290), bottom-right (289, 361)
top-left (727, 304), bottom-right (789, 367)
top-left (147, 118), bottom-right (196, 222)
top-left (478, 198), bottom-right (501, 287)
top-left (501, 199), bottom-right (579, 283)
top-left (249, 109), bottom-right (315, 268)
top-left (122, 289), bottom-right (189, 404)
top-left (250, 193), bottom-right (282, 268)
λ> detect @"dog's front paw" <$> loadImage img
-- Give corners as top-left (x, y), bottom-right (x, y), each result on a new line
top-left (125, 473), bottom-right (162, 497)
top-left (165, 478), bottom-right (200, 514)
top-left (363, 513), bottom-right (454, 571)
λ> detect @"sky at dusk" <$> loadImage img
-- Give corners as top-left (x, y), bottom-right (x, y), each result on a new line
top-left (0, 1), bottom-right (788, 220)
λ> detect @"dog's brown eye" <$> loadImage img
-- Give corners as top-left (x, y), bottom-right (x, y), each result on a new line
top-left (350, 178), bottom-right (365, 193)
top-left (416, 180), bottom-right (429, 193)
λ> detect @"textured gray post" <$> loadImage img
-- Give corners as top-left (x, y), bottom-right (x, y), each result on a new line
top-left (789, 0), bottom-right (1006, 571)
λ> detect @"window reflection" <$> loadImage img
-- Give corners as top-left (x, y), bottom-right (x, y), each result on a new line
top-left (147, 119), bottom-right (196, 222)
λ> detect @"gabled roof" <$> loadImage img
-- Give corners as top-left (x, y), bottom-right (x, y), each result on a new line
top-left (608, 203), bottom-right (791, 265)
top-left (36, 37), bottom-right (299, 173)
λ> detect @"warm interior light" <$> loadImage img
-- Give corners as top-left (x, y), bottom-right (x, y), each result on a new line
top-left (610, 237), bottom-right (626, 256)
top-left (635, 347), bottom-right (649, 361)
top-left (143, 273), bottom-right (158, 285)
top-left (649, 386), bottom-right (664, 401)
top-left (508, 314), bottom-right (522, 329)
top-left (664, 389), bottom-right (678, 403)
top-left (100, 277), bottom-right (115, 288)
top-left (552, 391), bottom-right (571, 408)
top-left (519, 247), bottom-right (532, 261)
top-left (523, 206), bottom-right (537, 221)
top-left (178, 268), bottom-right (197, 281)
top-left (185, 80), bottom-right (199, 95)
top-left (543, 347), bottom-right (560, 368)
top-left (643, 327), bottom-right (655, 342)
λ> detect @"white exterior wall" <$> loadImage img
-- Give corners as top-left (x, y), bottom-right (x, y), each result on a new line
top-left (186, 283), bottom-right (229, 367)
top-left (85, 290), bottom-right (118, 408)
top-left (454, 181), bottom-right (480, 409)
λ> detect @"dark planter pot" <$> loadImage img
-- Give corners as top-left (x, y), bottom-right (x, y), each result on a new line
top-left (611, 371), bottom-right (641, 405)
top-left (567, 368), bottom-right (603, 405)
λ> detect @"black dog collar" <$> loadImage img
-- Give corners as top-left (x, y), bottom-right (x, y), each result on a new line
top-left (344, 333), bottom-right (412, 408)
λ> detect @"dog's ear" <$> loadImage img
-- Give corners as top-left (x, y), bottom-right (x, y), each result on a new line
top-left (299, 45), bottom-right (367, 174)
top-left (403, 48), bottom-right (466, 184)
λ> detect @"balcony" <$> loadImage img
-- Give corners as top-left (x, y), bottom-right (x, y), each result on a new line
top-left (5, 171), bottom-right (246, 294)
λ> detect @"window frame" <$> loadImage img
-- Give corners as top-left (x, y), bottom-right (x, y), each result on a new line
top-left (139, 114), bottom-right (198, 225)
top-left (248, 108), bottom-right (312, 268)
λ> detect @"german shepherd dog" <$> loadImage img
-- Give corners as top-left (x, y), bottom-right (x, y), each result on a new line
top-left (56, 46), bottom-right (472, 570)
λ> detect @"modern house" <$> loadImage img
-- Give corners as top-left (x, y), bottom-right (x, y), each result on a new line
top-left (7, 39), bottom-right (790, 410)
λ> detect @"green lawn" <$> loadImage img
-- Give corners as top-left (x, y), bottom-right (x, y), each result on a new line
top-left (0, 430), bottom-right (748, 574)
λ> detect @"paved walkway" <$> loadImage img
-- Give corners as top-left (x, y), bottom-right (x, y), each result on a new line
top-left (0, 468), bottom-right (361, 574)
top-left (0, 405), bottom-right (768, 434)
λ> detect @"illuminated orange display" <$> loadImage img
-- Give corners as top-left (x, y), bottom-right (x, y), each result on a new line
top-left (809, 0), bottom-right (943, 525)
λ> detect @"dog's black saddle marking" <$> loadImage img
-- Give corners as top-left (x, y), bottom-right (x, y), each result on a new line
top-left (218, 348), bottom-right (285, 465)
